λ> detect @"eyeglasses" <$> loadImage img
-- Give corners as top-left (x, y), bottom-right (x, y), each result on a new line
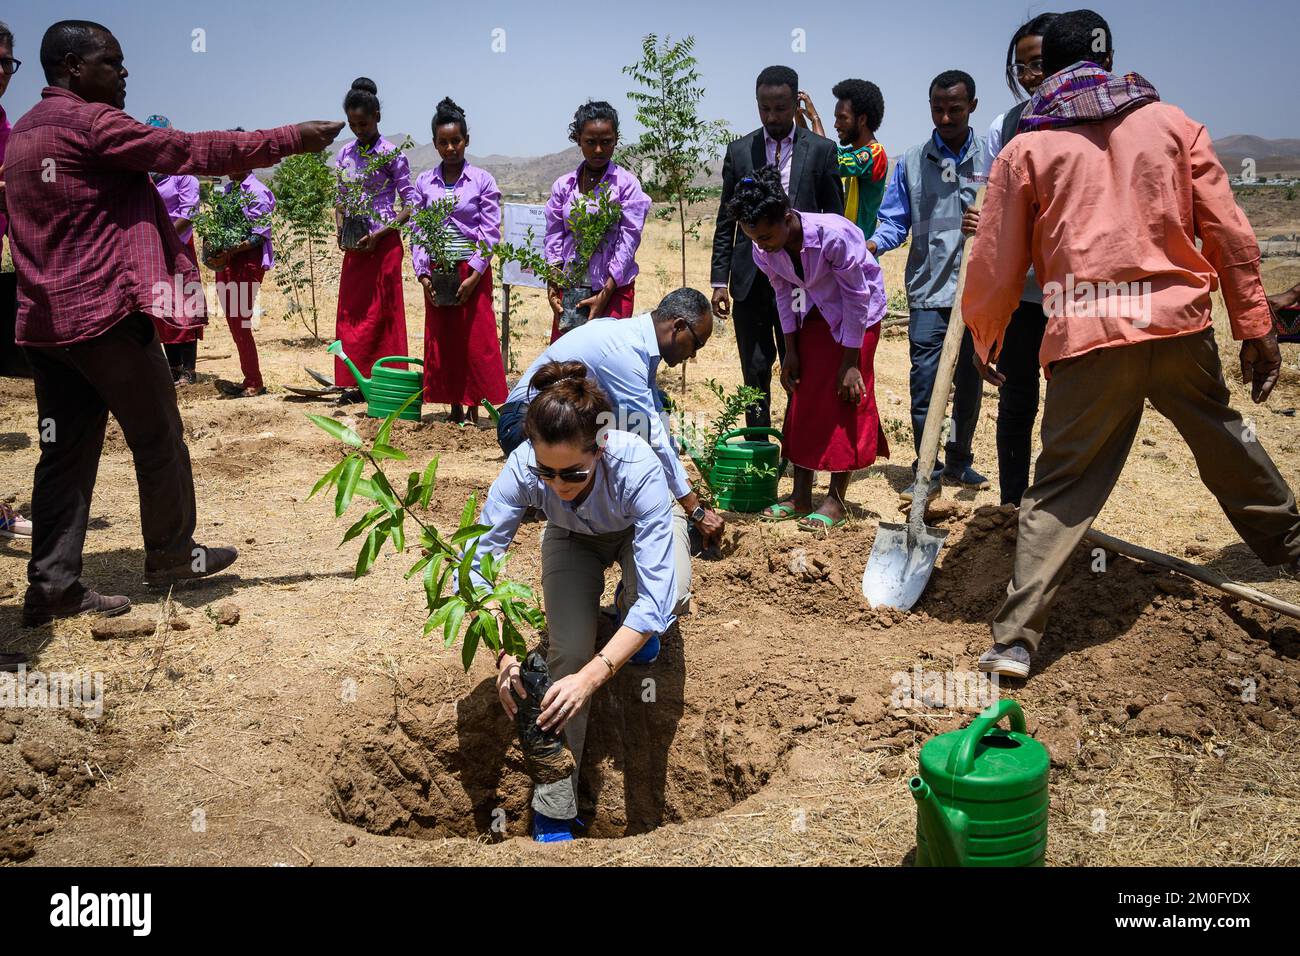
top-left (527, 464), bottom-right (592, 485)
top-left (1014, 58), bottom-right (1044, 77)
top-left (681, 320), bottom-right (704, 354)
top-left (0, 58), bottom-right (20, 76)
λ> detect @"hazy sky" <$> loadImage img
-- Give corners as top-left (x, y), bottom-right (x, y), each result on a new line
top-left (1, 1), bottom-right (1295, 158)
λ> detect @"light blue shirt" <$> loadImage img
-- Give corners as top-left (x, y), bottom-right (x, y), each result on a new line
top-left (506, 314), bottom-right (691, 499)
top-left (869, 129), bottom-right (978, 255)
top-left (474, 429), bottom-right (679, 637)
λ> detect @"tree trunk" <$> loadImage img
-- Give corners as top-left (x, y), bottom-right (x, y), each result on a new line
top-left (306, 229), bottom-right (320, 342)
top-left (679, 196), bottom-right (688, 396)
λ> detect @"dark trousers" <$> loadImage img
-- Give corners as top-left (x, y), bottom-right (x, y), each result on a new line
top-left (0, 272), bottom-right (31, 378)
top-left (497, 400), bottom-right (527, 457)
top-left (995, 301), bottom-right (1049, 506)
top-left (23, 313), bottom-right (198, 608)
top-left (732, 270), bottom-right (786, 431)
top-left (164, 340), bottom-right (198, 373)
top-left (908, 307), bottom-right (982, 473)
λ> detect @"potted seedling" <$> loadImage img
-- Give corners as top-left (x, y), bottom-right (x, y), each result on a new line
top-left (307, 397), bottom-right (573, 785)
top-left (192, 181), bottom-right (268, 269)
top-left (556, 184), bottom-right (623, 331)
top-left (335, 137), bottom-right (415, 251)
top-left (404, 194), bottom-right (462, 307)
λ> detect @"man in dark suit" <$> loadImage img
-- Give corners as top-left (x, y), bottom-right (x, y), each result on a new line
top-left (711, 65), bottom-right (844, 431)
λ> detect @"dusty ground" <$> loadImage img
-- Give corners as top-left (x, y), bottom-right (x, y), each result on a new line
top-left (2, 196), bottom-right (1300, 867)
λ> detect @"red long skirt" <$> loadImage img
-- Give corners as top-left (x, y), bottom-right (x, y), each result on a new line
top-left (783, 312), bottom-right (888, 473)
top-left (334, 230), bottom-right (410, 387)
top-left (214, 253), bottom-right (267, 391)
top-left (423, 262), bottom-right (508, 406)
top-left (549, 280), bottom-right (636, 343)
top-left (155, 236), bottom-right (204, 345)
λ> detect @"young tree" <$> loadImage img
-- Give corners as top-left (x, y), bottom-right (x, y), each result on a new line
top-left (622, 33), bottom-right (730, 392)
top-left (270, 152), bottom-right (335, 342)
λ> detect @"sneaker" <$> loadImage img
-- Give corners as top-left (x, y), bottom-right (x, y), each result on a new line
top-left (144, 545), bottom-right (239, 587)
top-left (977, 642), bottom-right (1032, 679)
top-left (899, 478), bottom-right (941, 504)
top-left (532, 812), bottom-right (576, 843)
top-left (942, 465), bottom-right (991, 490)
top-left (22, 589), bottom-right (131, 627)
top-left (0, 503), bottom-right (32, 538)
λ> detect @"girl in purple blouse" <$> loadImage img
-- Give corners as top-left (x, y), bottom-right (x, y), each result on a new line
top-left (543, 100), bottom-right (650, 341)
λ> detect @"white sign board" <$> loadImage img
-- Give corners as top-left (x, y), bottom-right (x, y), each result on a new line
top-left (500, 203), bottom-right (548, 289)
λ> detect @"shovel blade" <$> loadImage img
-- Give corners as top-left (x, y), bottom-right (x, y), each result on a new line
top-left (303, 366), bottom-right (337, 389)
top-left (862, 521), bottom-right (949, 610)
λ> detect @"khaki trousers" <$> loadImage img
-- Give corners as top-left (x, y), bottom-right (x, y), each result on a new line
top-left (531, 503), bottom-right (693, 819)
top-left (993, 329), bottom-right (1300, 651)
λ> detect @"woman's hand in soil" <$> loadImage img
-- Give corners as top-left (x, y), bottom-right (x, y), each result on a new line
top-left (496, 654), bottom-right (525, 718)
top-left (838, 365), bottom-right (864, 404)
top-left (456, 269), bottom-right (482, 306)
top-left (780, 351), bottom-right (801, 393)
top-left (538, 672), bottom-right (596, 733)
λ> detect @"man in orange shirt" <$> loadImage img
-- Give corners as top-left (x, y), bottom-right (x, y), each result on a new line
top-left (961, 9), bottom-right (1300, 679)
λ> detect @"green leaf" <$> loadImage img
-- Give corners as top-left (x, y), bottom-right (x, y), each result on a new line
top-left (461, 615), bottom-right (483, 671)
top-left (419, 456), bottom-right (440, 509)
top-left (443, 600), bottom-right (467, 649)
top-left (404, 552), bottom-right (432, 580)
top-left (493, 581), bottom-right (535, 604)
top-left (458, 493), bottom-right (477, 531)
top-left (423, 596), bottom-right (459, 636)
top-left (457, 541), bottom-right (477, 599)
top-left (354, 528), bottom-right (380, 578)
top-left (404, 472), bottom-right (422, 507)
top-left (372, 443), bottom-right (408, 461)
top-left (450, 523), bottom-right (491, 546)
top-left (308, 414), bottom-right (362, 448)
top-left (390, 514), bottom-right (405, 553)
top-left (341, 505), bottom-right (386, 544)
top-left (476, 610), bottom-right (501, 654)
top-left (334, 456), bottom-right (364, 517)
top-left (501, 618), bottom-right (529, 660)
top-left (309, 459), bottom-right (346, 500)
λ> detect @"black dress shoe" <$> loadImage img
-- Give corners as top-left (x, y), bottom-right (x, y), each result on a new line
top-left (144, 545), bottom-right (238, 587)
top-left (22, 590), bottom-right (131, 627)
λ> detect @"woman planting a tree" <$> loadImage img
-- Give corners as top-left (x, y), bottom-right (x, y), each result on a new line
top-left (333, 77), bottom-right (418, 402)
top-left (411, 97), bottom-right (506, 426)
top-left (733, 165), bottom-right (888, 532)
top-left (544, 100), bottom-right (650, 341)
top-left (476, 361), bottom-right (691, 842)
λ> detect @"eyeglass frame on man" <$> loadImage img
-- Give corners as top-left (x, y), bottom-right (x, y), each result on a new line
top-left (0, 57), bottom-right (20, 76)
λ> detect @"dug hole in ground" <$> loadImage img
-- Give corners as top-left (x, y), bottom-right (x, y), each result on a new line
top-left (1, 210), bottom-right (1299, 866)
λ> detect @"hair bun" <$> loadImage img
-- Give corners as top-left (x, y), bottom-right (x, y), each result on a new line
top-left (351, 76), bottom-right (378, 95)
top-left (437, 96), bottom-right (464, 115)
top-left (531, 360), bottom-right (589, 394)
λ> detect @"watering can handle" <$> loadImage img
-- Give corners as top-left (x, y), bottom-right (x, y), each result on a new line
top-left (372, 356), bottom-right (425, 369)
top-left (946, 699), bottom-right (1026, 777)
top-left (718, 427), bottom-right (783, 446)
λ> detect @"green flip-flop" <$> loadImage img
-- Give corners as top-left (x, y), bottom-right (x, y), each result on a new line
top-left (798, 512), bottom-right (847, 533)
top-left (761, 502), bottom-right (809, 522)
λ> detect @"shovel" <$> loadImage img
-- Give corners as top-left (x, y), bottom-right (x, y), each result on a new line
top-left (863, 185), bottom-right (986, 609)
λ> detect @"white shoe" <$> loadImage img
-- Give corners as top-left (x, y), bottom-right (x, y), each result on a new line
top-left (0, 503), bottom-right (32, 538)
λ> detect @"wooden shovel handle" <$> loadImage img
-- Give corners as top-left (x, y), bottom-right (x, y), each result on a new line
top-left (908, 185), bottom-right (987, 533)
top-left (1084, 529), bottom-right (1300, 622)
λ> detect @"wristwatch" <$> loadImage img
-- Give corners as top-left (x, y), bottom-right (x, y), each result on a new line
top-left (688, 505), bottom-right (707, 524)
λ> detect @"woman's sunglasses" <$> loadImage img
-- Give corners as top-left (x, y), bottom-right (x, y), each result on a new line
top-left (527, 464), bottom-right (592, 485)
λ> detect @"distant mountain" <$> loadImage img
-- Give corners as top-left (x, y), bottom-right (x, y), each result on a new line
top-left (1213, 135), bottom-right (1300, 175)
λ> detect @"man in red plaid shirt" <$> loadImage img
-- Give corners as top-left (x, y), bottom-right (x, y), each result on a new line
top-left (5, 20), bottom-right (342, 629)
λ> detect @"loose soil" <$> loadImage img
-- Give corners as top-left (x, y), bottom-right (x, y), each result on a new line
top-left (2, 200), bottom-right (1300, 865)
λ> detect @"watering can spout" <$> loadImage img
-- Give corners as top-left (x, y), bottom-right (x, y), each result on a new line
top-left (326, 340), bottom-right (368, 397)
top-left (909, 776), bottom-right (967, 866)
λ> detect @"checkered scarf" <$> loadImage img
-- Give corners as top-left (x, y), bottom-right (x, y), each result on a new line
top-left (1019, 62), bottom-right (1160, 132)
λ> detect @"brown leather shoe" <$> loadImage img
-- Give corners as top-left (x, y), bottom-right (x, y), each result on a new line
top-left (22, 590), bottom-right (131, 627)
top-left (144, 545), bottom-right (238, 587)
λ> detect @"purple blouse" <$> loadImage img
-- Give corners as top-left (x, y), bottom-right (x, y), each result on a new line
top-left (334, 135), bottom-right (418, 232)
top-left (410, 162), bottom-right (501, 277)
top-left (544, 160), bottom-right (650, 289)
top-left (154, 173), bottom-right (200, 245)
top-left (751, 211), bottom-right (886, 348)
top-left (224, 173), bottom-right (276, 270)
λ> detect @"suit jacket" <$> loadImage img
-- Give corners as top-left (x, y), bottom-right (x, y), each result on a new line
top-left (711, 125), bottom-right (845, 302)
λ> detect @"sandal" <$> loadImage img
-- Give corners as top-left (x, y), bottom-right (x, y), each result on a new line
top-left (761, 501), bottom-right (809, 522)
top-left (798, 512), bottom-right (847, 533)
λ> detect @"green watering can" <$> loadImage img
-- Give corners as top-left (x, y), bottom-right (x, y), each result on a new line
top-left (690, 426), bottom-right (787, 513)
top-left (327, 340), bottom-right (424, 421)
top-left (909, 699), bottom-right (1049, 867)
